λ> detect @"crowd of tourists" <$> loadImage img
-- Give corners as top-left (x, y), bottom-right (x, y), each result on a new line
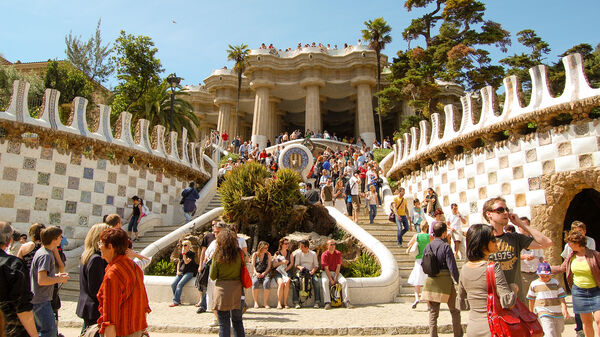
top-left (257, 39), bottom-right (366, 52)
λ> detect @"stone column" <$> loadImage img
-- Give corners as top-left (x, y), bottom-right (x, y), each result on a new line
top-left (300, 78), bottom-right (325, 134)
top-left (267, 98), bottom-right (281, 144)
top-left (250, 80), bottom-right (274, 150)
top-left (352, 77), bottom-right (377, 147)
top-left (216, 102), bottom-right (233, 134)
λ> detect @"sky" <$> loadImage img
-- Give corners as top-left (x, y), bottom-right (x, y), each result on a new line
top-left (1, 0), bottom-right (598, 90)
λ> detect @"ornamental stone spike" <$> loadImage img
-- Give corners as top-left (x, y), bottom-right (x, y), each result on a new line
top-left (442, 104), bottom-right (458, 142)
top-left (180, 127), bottom-right (190, 166)
top-left (429, 112), bottom-right (442, 147)
top-left (459, 93), bottom-right (475, 134)
top-left (418, 119), bottom-right (430, 151)
top-left (528, 65), bottom-right (552, 110)
top-left (480, 86), bottom-right (501, 127)
top-left (135, 119), bottom-right (153, 154)
top-left (168, 131), bottom-right (180, 162)
top-left (409, 127), bottom-right (418, 159)
top-left (115, 111), bottom-right (135, 148)
top-left (96, 104), bottom-right (114, 143)
top-left (39, 88), bottom-right (62, 130)
top-left (502, 75), bottom-right (523, 119)
top-left (1, 80), bottom-right (29, 121)
top-left (152, 125), bottom-right (168, 158)
top-left (402, 132), bottom-right (410, 163)
top-left (561, 53), bottom-right (600, 101)
top-left (71, 97), bottom-right (89, 137)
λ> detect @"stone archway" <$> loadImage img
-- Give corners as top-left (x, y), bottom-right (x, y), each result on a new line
top-left (562, 188), bottom-right (600, 249)
top-left (531, 167), bottom-right (600, 265)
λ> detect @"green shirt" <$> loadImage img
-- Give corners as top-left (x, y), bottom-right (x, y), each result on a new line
top-left (210, 254), bottom-right (242, 281)
top-left (416, 233), bottom-right (430, 259)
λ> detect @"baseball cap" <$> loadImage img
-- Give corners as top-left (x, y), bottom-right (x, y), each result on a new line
top-left (537, 262), bottom-right (551, 275)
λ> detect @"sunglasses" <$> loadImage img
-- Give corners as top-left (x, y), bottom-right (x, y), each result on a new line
top-left (491, 207), bottom-right (510, 214)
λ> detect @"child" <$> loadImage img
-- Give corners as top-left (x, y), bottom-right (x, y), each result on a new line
top-left (526, 262), bottom-right (569, 337)
top-left (30, 226), bottom-right (70, 337)
top-left (411, 199), bottom-right (425, 233)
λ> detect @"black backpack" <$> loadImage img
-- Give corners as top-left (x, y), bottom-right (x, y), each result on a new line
top-left (344, 179), bottom-right (353, 196)
top-left (421, 244), bottom-right (440, 276)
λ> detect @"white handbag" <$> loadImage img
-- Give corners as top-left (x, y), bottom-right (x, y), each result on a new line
top-left (407, 242), bottom-right (418, 258)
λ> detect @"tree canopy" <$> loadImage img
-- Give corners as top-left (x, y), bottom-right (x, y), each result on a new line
top-left (65, 19), bottom-right (114, 84)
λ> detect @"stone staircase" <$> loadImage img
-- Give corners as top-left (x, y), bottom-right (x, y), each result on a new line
top-left (60, 192), bottom-right (223, 301)
top-left (356, 210), bottom-right (463, 303)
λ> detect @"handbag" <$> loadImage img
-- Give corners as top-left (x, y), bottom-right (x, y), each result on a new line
top-left (407, 242), bottom-right (418, 258)
top-left (197, 259), bottom-right (212, 290)
top-left (486, 263), bottom-right (543, 337)
top-left (388, 212), bottom-right (396, 222)
top-left (240, 251), bottom-right (252, 289)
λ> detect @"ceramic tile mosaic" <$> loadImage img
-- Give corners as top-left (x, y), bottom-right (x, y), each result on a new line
top-left (163, 185), bottom-right (168, 194)
top-left (3, 167), bottom-right (17, 181)
top-left (128, 176), bottom-right (136, 187)
top-left (68, 177), bottom-right (80, 190)
top-left (154, 193), bottom-right (161, 202)
top-left (139, 169), bottom-right (147, 179)
top-left (97, 159), bottom-right (107, 170)
top-left (55, 163), bottom-right (67, 175)
top-left (528, 177), bottom-right (541, 190)
top-left (19, 182), bottom-right (33, 196)
top-left (40, 147), bottom-right (53, 160)
top-left (94, 181), bottom-right (105, 194)
top-left (79, 216), bottom-right (88, 227)
top-left (92, 205), bottom-right (103, 216)
top-left (37, 172), bottom-right (50, 186)
top-left (49, 213), bottom-right (61, 225)
top-left (65, 201), bottom-right (77, 214)
top-left (83, 168), bottom-right (94, 179)
top-left (161, 204), bottom-right (167, 214)
top-left (7, 141), bottom-right (21, 154)
top-left (70, 153), bottom-right (82, 165)
top-left (0, 194), bottom-right (15, 208)
top-left (136, 189), bottom-right (145, 199)
top-left (34, 197), bottom-right (48, 211)
top-left (106, 195), bottom-right (114, 205)
top-left (51, 187), bottom-right (64, 200)
top-left (156, 173), bottom-right (163, 183)
top-left (23, 157), bottom-right (37, 170)
top-left (579, 154), bottom-right (593, 168)
top-left (145, 201), bottom-right (152, 211)
top-left (119, 165), bottom-right (128, 174)
top-left (147, 181), bottom-right (154, 191)
top-left (80, 191), bottom-right (91, 203)
top-left (15, 209), bottom-right (30, 223)
top-left (107, 172), bottom-right (117, 184)
top-left (116, 207), bottom-right (125, 218)
top-left (117, 185), bottom-right (126, 197)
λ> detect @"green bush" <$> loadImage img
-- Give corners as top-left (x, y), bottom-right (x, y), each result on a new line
top-left (344, 253), bottom-right (381, 278)
top-left (387, 177), bottom-right (398, 191)
top-left (146, 259), bottom-right (176, 276)
top-left (219, 153), bottom-right (240, 166)
top-left (589, 106), bottom-right (600, 119)
top-left (373, 148), bottom-right (392, 163)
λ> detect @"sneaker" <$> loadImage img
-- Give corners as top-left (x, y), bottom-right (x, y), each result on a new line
top-left (209, 319), bottom-right (219, 327)
top-left (345, 302), bottom-right (354, 309)
top-left (314, 303), bottom-right (320, 309)
top-left (411, 300), bottom-right (419, 309)
top-left (196, 307), bottom-right (206, 314)
top-left (324, 303), bottom-right (332, 310)
top-left (295, 303), bottom-right (301, 309)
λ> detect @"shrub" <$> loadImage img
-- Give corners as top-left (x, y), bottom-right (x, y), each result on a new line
top-left (343, 253), bottom-right (381, 278)
top-left (589, 106), bottom-right (600, 119)
top-left (219, 161), bottom-right (270, 226)
top-left (219, 153), bottom-right (240, 166)
top-left (373, 148), bottom-right (392, 163)
top-left (146, 259), bottom-right (176, 276)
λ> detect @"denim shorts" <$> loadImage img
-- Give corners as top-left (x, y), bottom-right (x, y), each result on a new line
top-left (252, 275), bottom-right (272, 289)
top-left (572, 284), bottom-right (600, 314)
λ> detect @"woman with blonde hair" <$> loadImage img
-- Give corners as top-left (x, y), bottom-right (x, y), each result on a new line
top-left (251, 241), bottom-right (272, 308)
top-left (76, 223), bottom-right (110, 331)
top-left (169, 240), bottom-right (198, 307)
top-left (210, 229), bottom-right (245, 337)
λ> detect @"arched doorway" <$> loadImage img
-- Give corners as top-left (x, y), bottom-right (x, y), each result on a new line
top-left (563, 188), bottom-right (600, 250)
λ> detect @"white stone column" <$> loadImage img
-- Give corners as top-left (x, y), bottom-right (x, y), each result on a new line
top-left (352, 77), bottom-right (377, 147)
top-left (216, 102), bottom-right (232, 134)
top-left (300, 78), bottom-right (325, 134)
top-left (268, 98), bottom-right (281, 144)
top-left (250, 80), bottom-right (274, 150)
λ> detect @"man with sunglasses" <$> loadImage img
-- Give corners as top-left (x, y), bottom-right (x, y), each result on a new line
top-left (483, 197), bottom-right (553, 301)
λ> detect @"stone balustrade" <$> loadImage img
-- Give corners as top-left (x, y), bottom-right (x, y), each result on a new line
top-left (250, 45), bottom-right (371, 58)
top-left (384, 53), bottom-right (600, 180)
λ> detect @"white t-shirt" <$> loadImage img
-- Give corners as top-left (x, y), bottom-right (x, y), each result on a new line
top-left (292, 249), bottom-right (318, 270)
top-left (349, 176), bottom-right (360, 195)
top-left (205, 235), bottom-right (247, 263)
top-left (447, 213), bottom-right (463, 231)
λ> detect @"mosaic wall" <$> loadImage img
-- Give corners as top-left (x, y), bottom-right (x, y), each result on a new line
top-left (0, 141), bottom-right (187, 247)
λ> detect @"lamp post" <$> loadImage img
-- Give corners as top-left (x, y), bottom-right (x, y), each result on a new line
top-left (166, 73), bottom-right (181, 133)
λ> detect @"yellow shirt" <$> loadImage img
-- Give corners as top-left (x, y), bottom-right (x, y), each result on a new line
top-left (393, 196), bottom-right (407, 216)
top-left (571, 258), bottom-right (597, 288)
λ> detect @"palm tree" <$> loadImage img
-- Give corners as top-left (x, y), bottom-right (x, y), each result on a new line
top-left (362, 17), bottom-right (392, 144)
top-left (226, 44), bottom-right (249, 140)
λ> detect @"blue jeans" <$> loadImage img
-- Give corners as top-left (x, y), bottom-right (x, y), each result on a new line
top-left (414, 220), bottom-right (421, 233)
top-left (369, 204), bottom-right (377, 224)
top-left (171, 272), bottom-right (194, 304)
top-left (217, 309), bottom-right (245, 337)
top-left (33, 301), bottom-right (57, 337)
top-left (395, 215), bottom-right (409, 245)
top-left (128, 215), bottom-right (139, 232)
top-left (184, 212), bottom-right (192, 222)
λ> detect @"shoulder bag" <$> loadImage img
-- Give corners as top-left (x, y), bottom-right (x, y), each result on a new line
top-left (240, 251), bottom-right (252, 289)
top-left (486, 263), bottom-right (543, 337)
top-left (407, 241), bottom-right (418, 258)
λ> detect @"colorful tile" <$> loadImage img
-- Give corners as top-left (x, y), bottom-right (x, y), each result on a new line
top-left (79, 216), bottom-right (89, 227)
top-left (68, 177), bottom-right (80, 190)
top-left (51, 187), bottom-right (64, 200)
top-left (117, 185), bottom-right (126, 197)
top-left (136, 189), bottom-right (145, 199)
top-left (528, 177), bottom-right (541, 190)
top-left (80, 191), bottom-right (91, 203)
top-left (92, 205), bottom-right (103, 216)
top-left (97, 159), bottom-right (107, 170)
top-left (2, 167), bottom-right (17, 181)
top-left (119, 165), bottom-right (128, 174)
top-left (65, 201), bottom-right (77, 214)
top-left (19, 182), bottom-right (34, 196)
top-left (49, 213), bottom-right (61, 225)
top-left (94, 181), bottom-right (105, 193)
top-left (70, 153), bottom-right (82, 165)
top-left (7, 141), bottom-right (21, 154)
top-left (23, 157), bottom-right (37, 170)
top-left (161, 204), bottom-right (167, 214)
top-left (163, 185), bottom-right (168, 194)
top-left (83, 168), bottom-right (94, 179)
top-left (34, 197), bottom-right (48, 211)
top-left (0, 194), bottom-right (15, 208)
top-left (55, 163), bottom-right (67, 175)
top-left (145, 201), bottom-right (152, 211)
top-left (154, 193), bottom-right (161, 202)
top-left (37, 172), bottom-right (50, 186)
top-left (139, 169), bottom-right (147, 179)
top-left (116, 207), bottom-right (125, 218)
top-left (40, 147), bottom-right (53, 160)
top-left (16, 209), bottom-right (30, 223)
top-left (107, 172), bottom-right (117, 184)
top-left (106, 195), bottom-right (114, 205)
top-left (156, 173), bottom-right (163, 183)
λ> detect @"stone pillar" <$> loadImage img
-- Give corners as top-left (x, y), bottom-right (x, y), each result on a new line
top-left (216, 102), bottom-right (233, 135)
top-left (352, 77), bottom-right (377, 147)
top-left (250, 80), bottom-right (274, 150)
top-left (300, 78), bottom-right (325, 134)
top-left (267, 98), bottom-right (281, 144)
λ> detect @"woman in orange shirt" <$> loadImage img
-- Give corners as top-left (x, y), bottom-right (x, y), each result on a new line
top-left (97, 228), bottom-right (151, 337)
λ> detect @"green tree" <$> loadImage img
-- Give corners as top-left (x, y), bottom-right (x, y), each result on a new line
top-left (111, 31), bottom-right (164, 114)
top-left (548, 43), bottom-right (600, 96)
top-left (362, 17), bottom-right (392, 144)
top-left (65, 19), bottom-right (114, 83)
top-left (226, 44), bottom-right (249, 138)
top-left (500, 29), bottom-right (550, 92)
top-left (0, 65), bottom-right (45, 113)
top-left (44, 60), bottom-right (93, 123)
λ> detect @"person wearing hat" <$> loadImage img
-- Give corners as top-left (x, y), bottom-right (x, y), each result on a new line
top-left (526, 262), bottom-right (569, 337)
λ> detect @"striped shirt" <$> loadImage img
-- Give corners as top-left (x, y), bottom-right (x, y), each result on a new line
top-left (97, 255), bottom-right (151, 336)
top-left (526, 278), bottom-right (567, 318)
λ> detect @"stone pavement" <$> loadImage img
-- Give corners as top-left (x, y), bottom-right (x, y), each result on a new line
top-left (58, 300), bottom-right (577, 336)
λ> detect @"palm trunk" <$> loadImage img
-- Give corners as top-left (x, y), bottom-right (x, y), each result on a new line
top-left (235, 72), bottom-right (242, 139)
top-left (376, 50), bottom-right (384, 145)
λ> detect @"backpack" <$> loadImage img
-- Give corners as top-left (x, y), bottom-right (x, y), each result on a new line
top-left (344, 179), bottom-right (354, 196)
top-left (421, 244), bottom-right (440, 277)
top-left (330, 283), bottom-right (343, 307)
top-left (293, 269), bottom-right (313, 304)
